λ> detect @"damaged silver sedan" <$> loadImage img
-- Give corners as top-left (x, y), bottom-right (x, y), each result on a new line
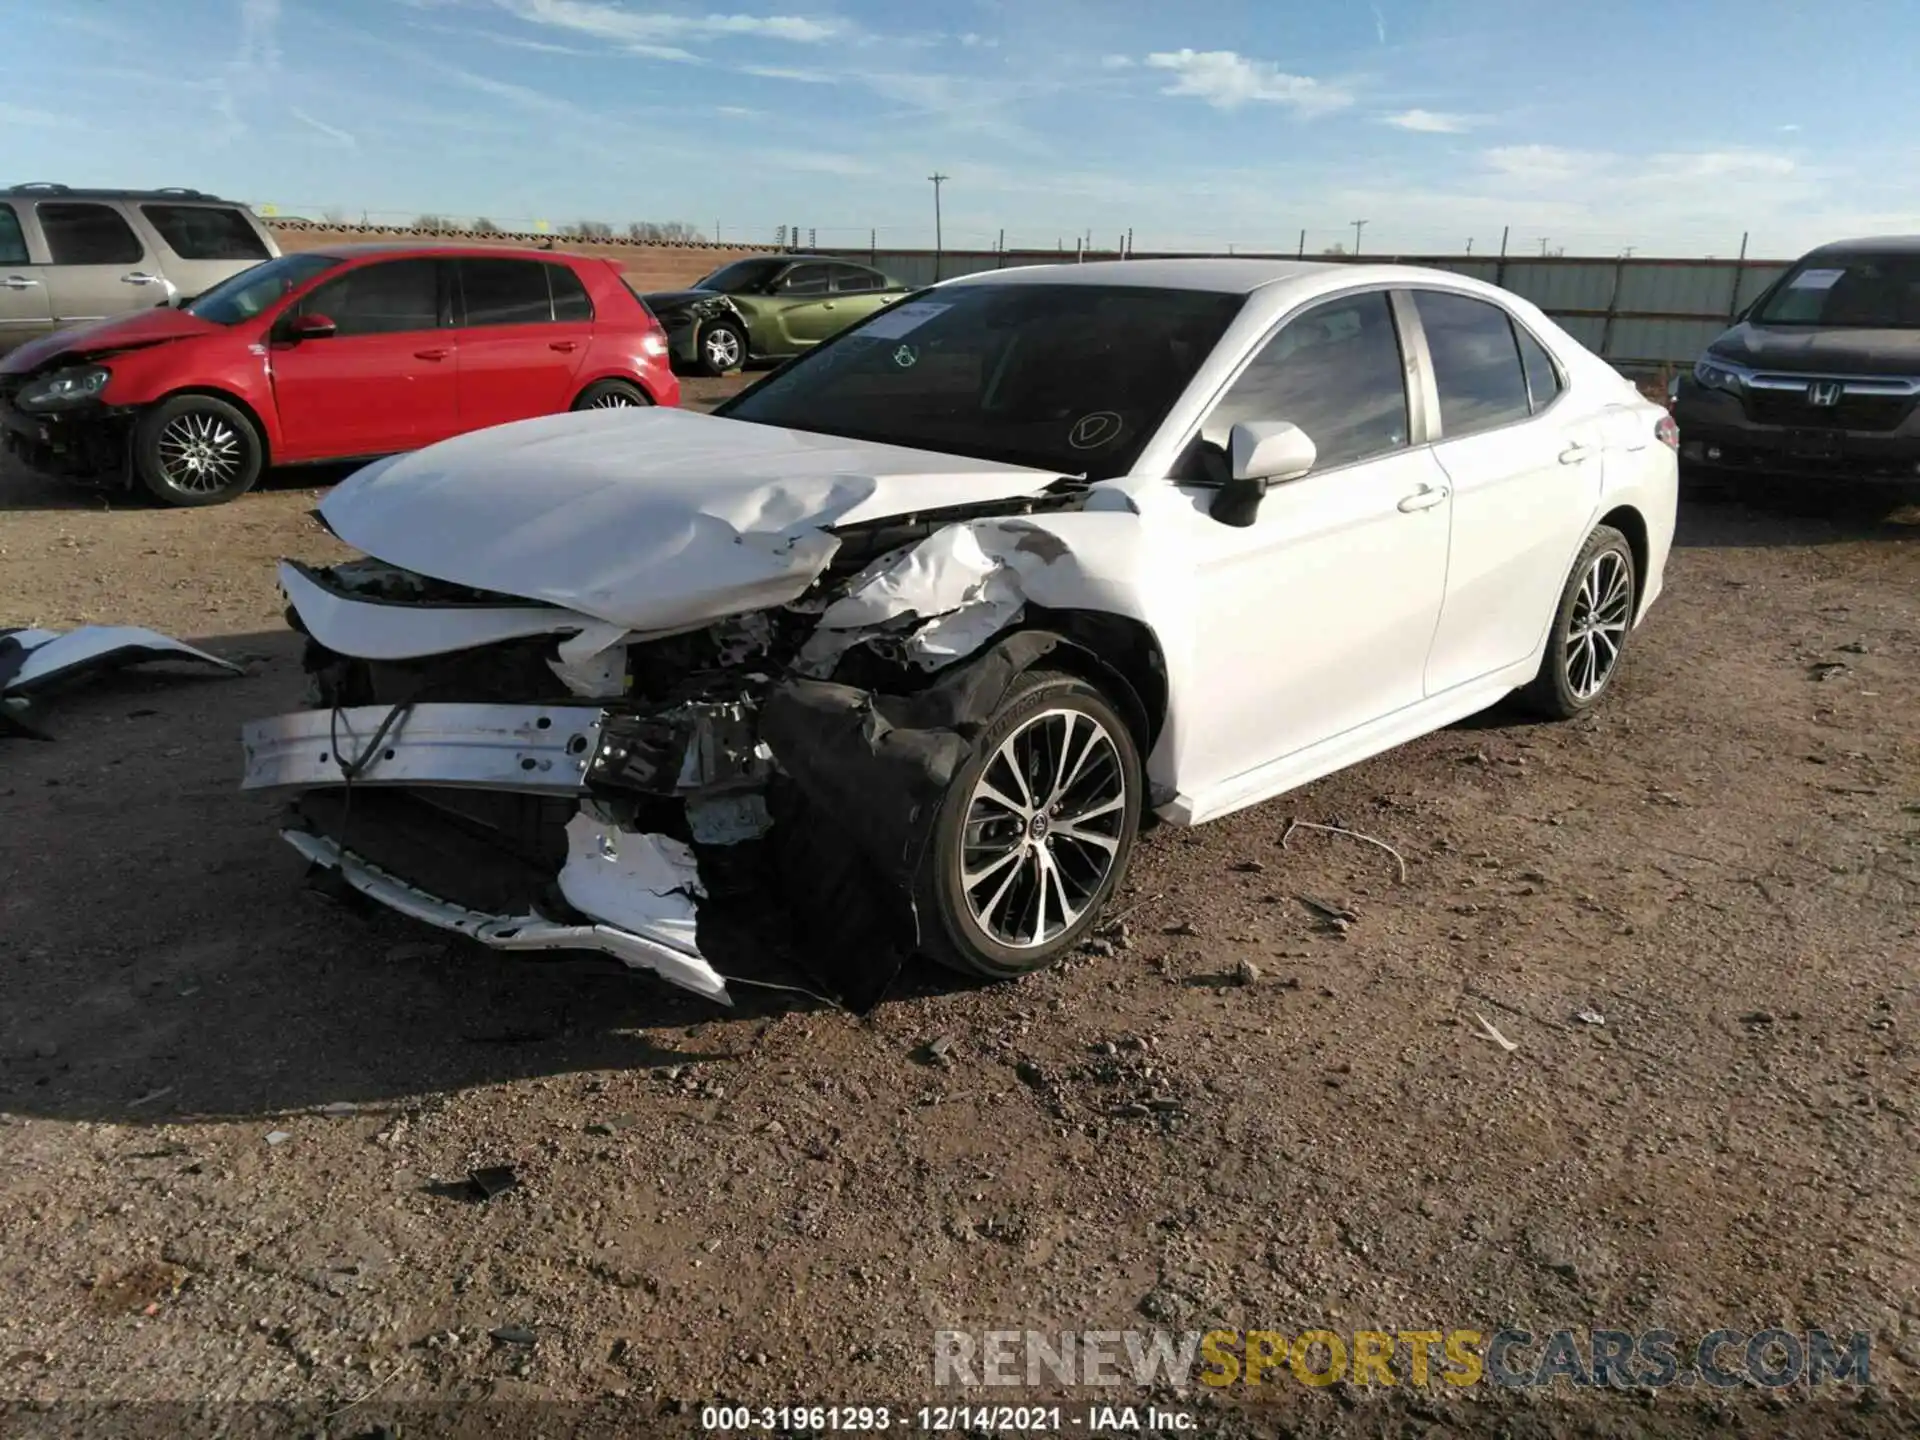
top-left (240, 260), bottom-right (1678, 1006)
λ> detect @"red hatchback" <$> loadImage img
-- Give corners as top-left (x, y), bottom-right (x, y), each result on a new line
top-left (0, 242), bottom-right (680, 506)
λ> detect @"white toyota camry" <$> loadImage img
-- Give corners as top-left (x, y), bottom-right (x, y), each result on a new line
top-left (240, 259), bottom-right (1678, 1007)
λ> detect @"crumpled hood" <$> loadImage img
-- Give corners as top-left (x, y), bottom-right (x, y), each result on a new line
top-left (1707, 321), bottom-right (1920, 376)
top-left (316, 407), bottom-right (1066, 634)
top-left (0, 307), bottom-right (218, 374)
top-left (639, 288), bottom-right (726, 311)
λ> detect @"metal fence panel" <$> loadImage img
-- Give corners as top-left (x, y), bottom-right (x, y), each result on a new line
top-left (824, 246), bottom-right (1800, 368)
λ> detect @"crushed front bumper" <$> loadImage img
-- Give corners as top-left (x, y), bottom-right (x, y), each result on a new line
top-left (241, 701), bottom-right (734, 1003)
top-left (0, 397), bottom-right (130, 482)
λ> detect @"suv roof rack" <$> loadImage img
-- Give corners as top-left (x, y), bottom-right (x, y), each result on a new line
top-left (3, 182), bottom-right (231, 201)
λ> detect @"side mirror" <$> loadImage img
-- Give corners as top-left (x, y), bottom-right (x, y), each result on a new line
top-left (1209, 422), bottom-right (1317, 527)
top-left (287, 313), bottom-right (336, 341)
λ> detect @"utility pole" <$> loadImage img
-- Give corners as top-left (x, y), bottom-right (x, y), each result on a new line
top-left (1465, 238), bottom-right (1473, 255)
top-left (928, 172), bottom-right (948, 280)
top-left (1537, 236), bottom-right (1550, 256)
top-left (1620, 245), bottom-right (1635, 258)
top-left (1297, 228), bottom-right (1306, 259)
top-left (1351, 218), bottom-right (1368, 255)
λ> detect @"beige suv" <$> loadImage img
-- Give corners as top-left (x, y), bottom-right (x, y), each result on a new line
top-left (0, 183), bottom-right (281, 357)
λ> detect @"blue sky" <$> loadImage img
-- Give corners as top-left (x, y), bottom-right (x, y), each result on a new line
top-left (6, 0), bottom-right (1916, 257)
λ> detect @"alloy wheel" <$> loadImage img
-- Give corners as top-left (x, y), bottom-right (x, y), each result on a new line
top-left (587, 390), bottom-right (640, 408)
top-left (1565, 549), bottom-right (1632, 700)
top-left (155, 411), bottom-right (243, 494)
top-left (704, 327), bottom-right (742, 370)
top-left (959, 707), bottom-right (1128, 948)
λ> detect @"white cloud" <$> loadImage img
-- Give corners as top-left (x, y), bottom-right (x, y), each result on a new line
top-left (1144, 49), bottom-right (1352, 115)
top-left (1778, 123), bottom-right (1800, 133)
top-left (1099, 54), bottom-right (1134, 69)
top-left (1482, 143), bottom-right (1594, 184)
top-left (0, 101), bottom-right (60, 127)
top-left (1382, 108), bottom-right (1478, 133)
top-left (289, 106), bottom-right (356, 146)
top-left (493, 0), bottom-right (845, 46)
top-left (713, 104), bottom-right (761, 117)
top-left (1646, 149), bottom-right (1795, 181)
top-left (1372, 5), bottom-right (1386, 44)
top-left (737, 62), bottom-right (835, 82)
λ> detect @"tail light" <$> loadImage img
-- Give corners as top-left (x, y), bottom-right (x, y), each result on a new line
top-left (1655, 414), bottom-right (1679, 450)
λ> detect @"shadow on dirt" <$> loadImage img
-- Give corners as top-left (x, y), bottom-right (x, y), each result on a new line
top-left (0, 629), bottom-right (981, 1126)
top-left (1673, 479), bottom-right (1920, 548)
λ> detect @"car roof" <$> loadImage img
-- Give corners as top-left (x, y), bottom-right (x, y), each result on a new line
top-left (1, 183), bottom-right (245, 203)
top-left (1802, 235), bottom-right (1920, 257)
top-left (307, 241), bottom-right (598, 262)
top-left (942, 257), bottom-right (1486, 295)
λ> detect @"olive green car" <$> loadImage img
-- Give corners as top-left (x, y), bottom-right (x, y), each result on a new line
top-left (638, 255), bottom-right (910, 375)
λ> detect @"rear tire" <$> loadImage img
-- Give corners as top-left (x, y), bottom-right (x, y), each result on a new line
top-left (132, 394), bottom-right (263, 508)
top-left (913, 671), bottom-right (1142, 980)
top-left (1515, 524), bottom-right (1637, 719)
top-left (570, 378), bottom-right (650, 410)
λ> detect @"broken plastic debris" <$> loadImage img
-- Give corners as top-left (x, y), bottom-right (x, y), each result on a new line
top-left (0, 626), bottom-right (242, 738)
top-left (686, 792), bottom-right (774, 846)
top-left (468, 1166), bottom-right (519, 1199)
top-left (265, 1130), bottom-right (292, 1146)
top-left (1573, 1009), bottom-right (1606, 1026)
top-left (1471, 1013), bottom-right (1519, 1052)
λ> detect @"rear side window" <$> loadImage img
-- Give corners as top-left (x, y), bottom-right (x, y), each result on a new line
top-left (460, 257), bottom-right (552, 325)
top-left (1414, 291), bottom-right (1533, 438)
top-left (830, 264), bottom-right (885, 294)
top-left (548, 263), bottom-right (594, 321)
top-left (37, 202), bottom-right (144, 265)
top-left (140, 204), bottom-right (271, 261)
top-left (0, 204), bottom-right (27, 266)
top-left (1202, 291), bottom-right (1410, 471)
top-left (300, 258), bottom-right (442, 336)
top-left (1515, 325), bottom-right (1563, 412)
top-left (778, 263), bottom-right (832, 297)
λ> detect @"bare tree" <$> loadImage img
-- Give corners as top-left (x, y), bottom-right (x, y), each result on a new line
top-left (471, 217), bottom-right (500, 234)
top-left (414, 213), bottom-right (451, 230)
top-left (321, 206), bottom-right (349, 225)
top-left (628, 220), bottom-right (704, 243)
top-left (1319, 242), bottom-right (1347, 255)
top-left (565, 220), bottom-right (614, 239)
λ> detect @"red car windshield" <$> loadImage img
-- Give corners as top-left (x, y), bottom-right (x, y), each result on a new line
top-left (185, 253), bottom-right (343, 325)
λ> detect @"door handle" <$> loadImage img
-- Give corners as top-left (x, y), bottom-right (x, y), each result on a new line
top-left (122, 272), bottom-right (162, 285)
top-left (548, 340), bottom-right (578, 352)
top-left (2, 275), bottom-right (40, 290)
top-left (1397, 484), bottom-right (1450, 513)
top-left (1559, 442), bottom-right (1594, 465)
top-left (414, 347), bottom-right (451, 360)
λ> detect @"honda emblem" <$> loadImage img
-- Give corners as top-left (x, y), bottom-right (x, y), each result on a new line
top-left (1807, 380), bottom-right (1843, 406)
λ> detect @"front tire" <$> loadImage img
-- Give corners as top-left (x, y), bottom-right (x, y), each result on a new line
top-left (1516, 524), bottom-right (1637, 719)
top-left (914, 672), bottom-right (1142, 979)
top-left (697, 319), bottom-right (747, 376)
top-left (132, 394), bottom-right (263, 507)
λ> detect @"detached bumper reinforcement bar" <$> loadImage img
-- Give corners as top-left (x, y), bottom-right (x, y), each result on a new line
top-left (282, 829), bottom-right (732, 1005)
top-left (241, 703), bottom-right (608, 794)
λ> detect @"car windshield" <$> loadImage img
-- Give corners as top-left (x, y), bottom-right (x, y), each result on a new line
top-left (1750, 253), bottom-right (1920, 328)
top-left (694, 259), bottom-right (786, 294)
top-left (185, 253), bottom-right (343, 325)
top-left (716, 283), bottom-right (1246, 477)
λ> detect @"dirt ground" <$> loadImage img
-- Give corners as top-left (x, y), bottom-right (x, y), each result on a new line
top-left (2, 387), bottom-right (1918, 1437)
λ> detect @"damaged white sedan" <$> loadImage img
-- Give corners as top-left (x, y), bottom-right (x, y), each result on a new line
top-left (239, 260), bottom-right (1677, 1007)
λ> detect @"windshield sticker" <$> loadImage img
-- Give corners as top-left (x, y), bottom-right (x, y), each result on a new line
top-left (1789, 268), bottom-right (1846, 290)
top-left (1068, 411), bottom-right (1124, 449)
top-left (891, 344), bottom-right (919, 369)
top-left (859, 301), bottom-right (951, 340)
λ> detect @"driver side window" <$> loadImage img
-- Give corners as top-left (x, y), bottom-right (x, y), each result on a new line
top-left (1200, 291), bottom-right (1410, 473)
top-left (297, 259), bottom-right (444, 337)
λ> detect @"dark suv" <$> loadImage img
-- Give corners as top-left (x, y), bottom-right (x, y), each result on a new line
top-left (1672, 236), bottom-right (1920, 485)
